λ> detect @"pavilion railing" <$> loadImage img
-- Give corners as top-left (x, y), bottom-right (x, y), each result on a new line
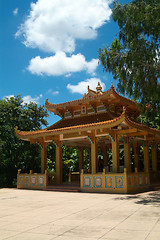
top-left (80, 168), bottom-right (150, 193)
top-left (149, 171), bottom-right (160, 183)
top-left (17, 170), bottom-right (48, 189)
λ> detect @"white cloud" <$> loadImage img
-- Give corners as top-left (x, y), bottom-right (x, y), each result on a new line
top-left (28, 52), bottom-right (98, 76)
top-left (13, 8), bottom-right (18, 16)
top-left (65, 73), bottom-right (72, 78)
top-left (16, 0), bottom-right (112, 53)
top-left (4, 94), bottom-right (42, 104)
top-left (52, 91), bottom-right (59, 95)
top-left (5, 95), bottom-right (14, 99)
top-left (67, 78), bottom-right (106, 94)
top-left (47, 89), bottom-right (59, 95)
top-left (22, 95), bottom-right (41, 104)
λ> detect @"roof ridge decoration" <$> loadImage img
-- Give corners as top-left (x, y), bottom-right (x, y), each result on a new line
top-left (46, 84), bottom-right (136, 108)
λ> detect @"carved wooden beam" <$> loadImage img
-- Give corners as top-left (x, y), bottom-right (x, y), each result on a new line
top-left (45, 135), bottom-right (60, 141)
top-left (30, 137), bottom-right (45, 148)
top-left (127, 131), bottom-right (148, 137)
top-left (117, 128), bottom-right (137, 135)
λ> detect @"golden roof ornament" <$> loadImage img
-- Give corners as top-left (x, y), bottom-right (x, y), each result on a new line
top-left (96, 82), bottom-right (102, 92)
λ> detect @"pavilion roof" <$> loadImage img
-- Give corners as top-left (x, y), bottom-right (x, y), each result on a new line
top-left (47, 111), bottom-right (115, 130)
top-left (45, 84), bottom-right (140, 116)
top-left (15, 111), bottom-right (160, 143)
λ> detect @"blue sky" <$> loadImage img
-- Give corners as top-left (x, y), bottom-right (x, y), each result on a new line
top-left (0, 0), bottom-right (131, 125)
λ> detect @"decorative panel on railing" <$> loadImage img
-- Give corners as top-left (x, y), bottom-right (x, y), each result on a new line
top-left (80, 169), bottom-right (150, 193)
top-left (17, 170), bottom-right (48, 189)
top-left (127, 173), bottom-right (149, 190)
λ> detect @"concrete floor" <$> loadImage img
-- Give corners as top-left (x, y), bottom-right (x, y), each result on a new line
top-left (0, 188), bottom-right (160, 240)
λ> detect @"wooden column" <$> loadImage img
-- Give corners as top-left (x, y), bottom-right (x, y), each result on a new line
top-left (79, 147), bottom-right (84, 172)
top-left (112, 135), bottom-right (119, 172)
top-left (152, 145), bottom-right (157, 172)
top-left (124, 138), bottom-right (131, 172)
top-left (41, 145), bottom-right (47, 173)
top-left (143, 142), bottom-right (150, 172)
top-left (56, 142), bottom-right (62, 184)
top-left (91, 136), bottom-right (97, 174)
top-left (133, 142), bottom-right (139, 171)
top-left (103, 145), bottom-right (108, 167)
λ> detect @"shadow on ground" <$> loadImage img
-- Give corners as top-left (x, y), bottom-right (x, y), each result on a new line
top-left (114, 191), bottom-right (160, 206)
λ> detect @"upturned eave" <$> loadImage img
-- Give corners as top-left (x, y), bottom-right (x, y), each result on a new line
top-left (15, 112), bottom-right (160, 143)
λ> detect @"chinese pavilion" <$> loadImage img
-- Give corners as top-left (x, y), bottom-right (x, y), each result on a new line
top-left (16, 83), bottom-right (160, 193)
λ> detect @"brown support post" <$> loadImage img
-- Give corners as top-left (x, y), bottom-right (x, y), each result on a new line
top-left (91, 136), bottom-right (97, 174)
top-left (124, 138), bottom-right (131, 172)
top-left (68, 170), bottom-right (71, 183)
top-left (103, 145), bottom-right (108, 167)
top-left (56, 142), bottom-right (62, 184)
top-left (79, 147), bottom-right (84, 172)
top-left (143, 142), bottom-right (150, 173)
top-left (112, 135), bottom-right (119, 173)
top-left (152, 145), bottom-right (157, 172)
top-left (41, 145), bottom-right (47, 173)
top-left (133, 142), bottom-right (139, 171)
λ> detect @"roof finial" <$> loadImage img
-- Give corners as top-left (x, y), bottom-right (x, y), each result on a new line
top-left (96, 82), bottom-right (102, 92)
top-left (111, 81), bottom-right (113, 87)
top-left (111, 81), bottom-right (115, 90)
top-left (88, 85), bottom-right (90, 92)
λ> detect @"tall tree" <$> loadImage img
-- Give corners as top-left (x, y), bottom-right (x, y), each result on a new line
top-left (0, 95), bottom-right (48, 186)
top-left (99, 0), bottom-right (160, 122)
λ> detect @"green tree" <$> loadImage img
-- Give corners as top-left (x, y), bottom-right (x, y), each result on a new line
top-left (99, 0), bottom-right (160, 120)
top-left (0, 95), bottom-right (48, 187)
top-left (62, 145), bottom-right (79, 181)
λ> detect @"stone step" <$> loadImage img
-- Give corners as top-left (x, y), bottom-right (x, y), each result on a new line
top-left (43, 184), bottom-right (81, 192)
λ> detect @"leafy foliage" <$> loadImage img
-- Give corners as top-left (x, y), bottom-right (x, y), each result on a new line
top-left (0, 95), bottom-right (48, 187)
top-left (62, 145), bottom-right (79, 181)
top-left (99, 0), bottom-right (160, 120)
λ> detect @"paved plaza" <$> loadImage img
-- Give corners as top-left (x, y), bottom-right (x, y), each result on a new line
top-left (0, 188), bottom-right (160, 240)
